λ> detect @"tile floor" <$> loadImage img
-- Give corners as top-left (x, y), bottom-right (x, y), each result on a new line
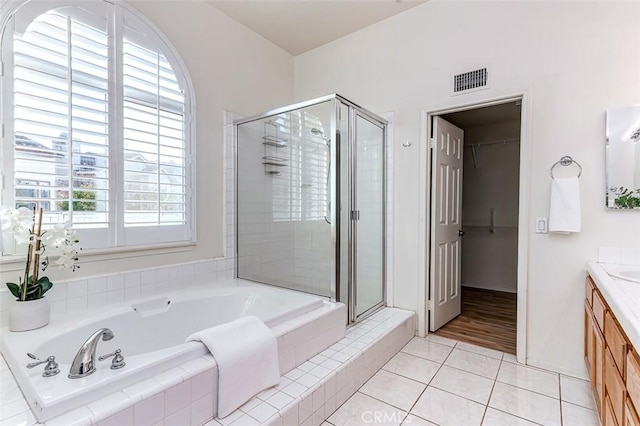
top-left (324, 334), bottom-right (598, 426)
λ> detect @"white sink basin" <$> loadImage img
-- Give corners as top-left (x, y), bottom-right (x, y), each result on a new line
top-left (619, 270), bottom-right (640, 281)
top-left (608, 268), bottom-right (640, 283)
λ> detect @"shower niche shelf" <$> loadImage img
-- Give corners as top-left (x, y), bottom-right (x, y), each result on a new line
top-left (263, 121), bottom-right (288, 175)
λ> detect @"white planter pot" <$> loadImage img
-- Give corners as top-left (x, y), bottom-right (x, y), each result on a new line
top-left (9, 297), bottom-right (50, 332)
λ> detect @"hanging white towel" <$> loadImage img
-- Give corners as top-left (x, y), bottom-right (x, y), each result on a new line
top-left (186, 316), bottom-right (280, 418)
top-left (549, 177), bottom-right (581, 233)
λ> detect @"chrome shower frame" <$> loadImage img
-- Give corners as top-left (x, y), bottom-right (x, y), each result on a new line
top-left (234, 94), bottom-right (387, 324)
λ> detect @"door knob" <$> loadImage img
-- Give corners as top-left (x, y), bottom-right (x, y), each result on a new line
top-left (458, 230), bottom-right (465, 237)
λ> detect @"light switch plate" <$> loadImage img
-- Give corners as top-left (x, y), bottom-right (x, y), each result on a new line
top-left (536, 217), bottom-right (548, 234)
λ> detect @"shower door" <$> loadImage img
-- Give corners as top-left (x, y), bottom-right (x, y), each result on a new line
top-left (348, 108), bottom-right (386, 321)
top-left (235, 94), bottom-right (386, 324)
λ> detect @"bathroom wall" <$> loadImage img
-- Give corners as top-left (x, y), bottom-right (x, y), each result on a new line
top-left (461, 120), bottom-right (520, 293)
top-left (294, 1), bottom-right (640, 377)
top-left (0, 1), bottom-right (294, 285)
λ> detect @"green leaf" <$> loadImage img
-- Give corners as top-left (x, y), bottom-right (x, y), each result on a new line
top-left (37, 276), bottom-right (53, 295)
top-left (31, 287), bottom-right (43, 300)
top-left (6, 282), bottom-right (21, 299)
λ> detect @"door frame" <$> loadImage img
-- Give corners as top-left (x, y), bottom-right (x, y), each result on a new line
top-left (417, 92), bottom-right (531, 364)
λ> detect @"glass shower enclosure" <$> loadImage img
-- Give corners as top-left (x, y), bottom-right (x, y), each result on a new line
top-left (235, 94), bottom-right (386, 323)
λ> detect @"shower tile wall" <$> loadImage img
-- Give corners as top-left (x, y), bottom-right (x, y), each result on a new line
top-left (235, 111), bottom-right (332, 297)
top-left (233, 107), bottom-right (395, 305)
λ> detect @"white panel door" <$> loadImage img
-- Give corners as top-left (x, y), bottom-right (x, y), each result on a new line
top-left (429, 116), bottom-right (464, 332)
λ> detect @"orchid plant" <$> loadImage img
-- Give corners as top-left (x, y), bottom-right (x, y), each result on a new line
top-left (1, 207), bottom-right (80, 301)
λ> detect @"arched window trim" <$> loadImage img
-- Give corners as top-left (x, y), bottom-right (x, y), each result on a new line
top-left (0, 0), bottom-right (197, 252)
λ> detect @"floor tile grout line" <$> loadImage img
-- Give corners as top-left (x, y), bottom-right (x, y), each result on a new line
top-left (439, 359), bottom-right (501, 382)
top-left (561, 399), bottom-right (598, 412)
top-left (397, 347), bottom-right (450, 363)
top-left (480, 357), bottom-right (503, 425)
top-left (494, 378), bottom-right (562, 401)
top-left (449, 343), bottom-right (506, 360)
top-left (396, 339), bottom-right (459, 424)
top-left (488, 406), bottom-right (546, 426)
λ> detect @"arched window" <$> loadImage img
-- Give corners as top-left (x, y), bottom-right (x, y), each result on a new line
top-left (0, 0), bottom-right (194, 249)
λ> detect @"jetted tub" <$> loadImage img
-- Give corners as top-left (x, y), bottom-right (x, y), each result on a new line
top-left (1, 281), bottom-right (327, 422)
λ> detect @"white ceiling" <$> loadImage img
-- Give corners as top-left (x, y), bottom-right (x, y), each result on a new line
top-left (206, 0), bottom-right (428, 56)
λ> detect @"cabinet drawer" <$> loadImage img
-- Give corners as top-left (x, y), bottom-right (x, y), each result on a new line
top-left (626, 398), bottom-right (640, 426)
top-left (586, 275), bottom-right (595, 307)
top-left (606, 310), bottom-right (628, 378)
top-left (627, 351), bottom-right (640, 409)
top-left (607, 348), bottom-right (626, 424)
top-left (593, 289), bottom-right (607, 332)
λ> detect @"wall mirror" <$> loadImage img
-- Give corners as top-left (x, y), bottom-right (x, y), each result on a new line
top-left (606, 104), bottom-right (640, 209)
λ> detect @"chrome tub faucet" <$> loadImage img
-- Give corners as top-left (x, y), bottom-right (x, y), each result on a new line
top-left (68, 328), bottom-right (114, 379)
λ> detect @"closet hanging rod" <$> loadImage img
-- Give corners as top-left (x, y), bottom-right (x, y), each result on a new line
top-left (463, 138), bottom-right (520, 149)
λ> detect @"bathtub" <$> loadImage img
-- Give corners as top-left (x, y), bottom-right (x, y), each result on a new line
top-left (0, 281), bottom-right (330, 422)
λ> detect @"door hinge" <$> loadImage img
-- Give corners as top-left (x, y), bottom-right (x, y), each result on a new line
top-left (350, 210), bottom-right (360, 221)
top-left (0, 61), bottom-right (4, 77)
top-left (428, 299), bottom-right (434, 311)
top-left (429, 138), bottom-right (435, 149)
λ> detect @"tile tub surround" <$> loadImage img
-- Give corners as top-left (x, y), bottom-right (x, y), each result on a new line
top-left (0, 258), bottom-right (235, 327)
top-left (204, 307), bottom-right (415, 426)
top-left (0, 298), bottom-right (345, 425)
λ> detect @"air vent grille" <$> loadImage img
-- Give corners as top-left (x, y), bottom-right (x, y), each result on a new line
top-left (453, 68), bottom-right (488, 94)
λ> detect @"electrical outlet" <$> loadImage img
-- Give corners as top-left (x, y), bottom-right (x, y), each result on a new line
top-left (535, 217), bottom-right (548, 234)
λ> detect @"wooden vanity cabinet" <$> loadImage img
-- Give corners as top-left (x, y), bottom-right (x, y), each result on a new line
top-left (585, 274), bottom-right (640, 425)
top-left (626, 398), bottom-right (640, 426)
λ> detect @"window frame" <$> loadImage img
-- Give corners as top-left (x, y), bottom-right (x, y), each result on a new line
top-left (0, 0), bottom-right (197, 253)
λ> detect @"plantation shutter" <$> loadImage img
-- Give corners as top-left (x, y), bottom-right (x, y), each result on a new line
top-left (5, 2), bottom-right (193, 249)
top-left (13, 6), bottom-right (110, 234)
top-left (301, 112), bottom-right (328, 221)
top-left (120, 10), bottom-right (189, 244)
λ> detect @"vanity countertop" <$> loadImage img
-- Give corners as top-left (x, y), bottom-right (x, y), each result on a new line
top-left (587, 261), bottom-right (640, 350)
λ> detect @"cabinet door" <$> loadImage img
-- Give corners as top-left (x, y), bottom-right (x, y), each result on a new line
top-left (626, 398), bottom-right (640, 426)
top-left (628, 351), bottom-right (640, 410)
top-left (606, 310), bottom-right (628, 378)
top-left (595, 310), bottom-right (606, 416)
top-left (607, 348), bottom-right (627, 424)
top-left (608, 396), bottom-right (621, 426)
top-left (586, 303), bottom-right (595, 379)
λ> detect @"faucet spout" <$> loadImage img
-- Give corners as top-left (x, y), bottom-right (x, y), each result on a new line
top-left (68, 328), bottom-right (114, 379)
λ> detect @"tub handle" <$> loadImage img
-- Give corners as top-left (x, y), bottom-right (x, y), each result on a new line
top-left (98, 349), bottom-right (126, 370)
top-left (26, 353), bottom-right (60, 377)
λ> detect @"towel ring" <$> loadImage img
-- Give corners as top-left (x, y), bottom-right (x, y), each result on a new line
top-left (550, 156), bottom-right (582, 179)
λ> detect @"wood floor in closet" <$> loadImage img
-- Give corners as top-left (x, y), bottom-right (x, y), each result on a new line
top-left (434, 286), bottom-right (517, 354)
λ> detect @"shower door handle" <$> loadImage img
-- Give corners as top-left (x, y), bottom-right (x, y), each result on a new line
top-left (351, 210), bottom-right (360, 221)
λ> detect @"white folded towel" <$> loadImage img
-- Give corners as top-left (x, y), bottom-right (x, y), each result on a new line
top-left (549, 177), bottom-right (581, 233)
top-left (186, 316), bottom-right (280, 418)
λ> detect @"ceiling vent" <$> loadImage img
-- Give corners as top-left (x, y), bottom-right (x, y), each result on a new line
top-left (452, 67), bottom-right (489, 95)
